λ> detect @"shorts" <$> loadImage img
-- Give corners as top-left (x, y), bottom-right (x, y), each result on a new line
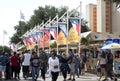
top-left (22, 66), bottom-right (29, 72)
top-left (101, 64), bottom-right (106, 68)
top-left (0, 65), bottom-right (6, 72)
top-left (69, 64), bottom-right (75, 73)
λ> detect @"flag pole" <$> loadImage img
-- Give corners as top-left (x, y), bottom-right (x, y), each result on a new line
top-left (56, 14), bottom-right (59, 55)
top-left (66, 10), bottom-right (69, 55)
top-left (3, 30), bottom-right (5, 52)
top-left (79, 2), bottom-right (82, 53)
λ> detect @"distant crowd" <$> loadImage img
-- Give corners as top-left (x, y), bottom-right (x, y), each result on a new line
top-left (0, 48), bottom-right (115, 81)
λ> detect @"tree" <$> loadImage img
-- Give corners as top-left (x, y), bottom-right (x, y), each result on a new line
top-left (0, 46), bottom-right (11, 54)
top-left (81, 19), bottom-right (90, 33)
top-left (10, 6), bottom-right (68, 44)
top-left (80, 37), bottom-right (89, 45)
top-left (50, 41), bottom-right (57, 48)
top-left (10, 5), bottom-right (89, 45)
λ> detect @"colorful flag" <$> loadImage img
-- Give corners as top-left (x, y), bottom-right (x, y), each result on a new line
top-left (23, 37), bottom-right (34, 50)
top-left (68, 18), bottom-right (80, 43)
top-left (36, 31), bottom-right (44, 48)
top-left (49, 27), bottom-right (57, 40)
top-left (36, 32), bottom-right (43, 42)
top-left (57, 23), bottom-right (67, 45)
top-left (69, 19), bottom-right (80, 36)
top-left (58, 23), bottom-right (67, 37)
top-left (28, 35), bottom-right (36, 45)
top-left (43, 29), bottom-right (50, 47)
top-left (10, 43), bottom-right (18, 52)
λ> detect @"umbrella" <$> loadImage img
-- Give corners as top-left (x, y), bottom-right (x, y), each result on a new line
top-left (101, 43), bottom-right (120, 50)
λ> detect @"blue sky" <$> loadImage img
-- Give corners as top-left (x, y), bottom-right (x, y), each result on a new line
top-left (0, 0), bottom-right (96, 46)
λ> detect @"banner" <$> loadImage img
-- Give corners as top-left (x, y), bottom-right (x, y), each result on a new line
top-left (23, 37), bottom-right (34, 50)
top-left (28, 35), bottom-right (36, 46)
top-left (49, 27), bottom-right (57, 40)
top-left (57, 23), bottom-right (67, 45)
top-left (68, 18), bottom-right (80, 44)
top-left (36, 32), bottom-right (44, 48)
top-left (43, 29), bottom-right (50, 47)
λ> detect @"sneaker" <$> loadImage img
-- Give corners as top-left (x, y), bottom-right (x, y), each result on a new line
top-left (102, 79), bottom-right (108, 81)
top-left (68, 78), bottom-right (71, 80)
top-left (72, 78), bottom-right (75, 81)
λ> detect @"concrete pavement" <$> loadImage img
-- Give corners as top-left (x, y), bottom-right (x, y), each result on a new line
top-left (2, 72), bottom-right (120, 81)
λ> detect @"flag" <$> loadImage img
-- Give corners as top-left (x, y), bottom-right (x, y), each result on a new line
top-left (10, 43), bottom-right (18, 52)
top-left (57, 23), bottom-right (67, 45)
top-left (3, 30), bottom-right (7, 35)
top-left (49, 27), bottom-right (57, 40)
top-left (68, 18), bottom-right (80, 43)
top-left (28, 35), bottom-right (36, 45)
top-left (43, 29), bottom-right (50, 47)
top-left (69, 18), bottom-right (80, 36)
top-left (20, 10), bottom-right (25, 20)
top-left (36, 32), bottom-right (43, 42)
top-left (58, 23), bottom-right (67, 37)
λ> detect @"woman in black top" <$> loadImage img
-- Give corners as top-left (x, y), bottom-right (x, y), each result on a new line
top-left (60, 53), bottom-right (69, 81)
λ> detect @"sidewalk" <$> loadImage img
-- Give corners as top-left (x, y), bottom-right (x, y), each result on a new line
top-left (2, 73), bottom-right (120, 81)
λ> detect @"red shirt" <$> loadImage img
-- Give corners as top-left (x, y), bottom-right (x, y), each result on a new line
top-left (10, 55), bottom-right (19, 67)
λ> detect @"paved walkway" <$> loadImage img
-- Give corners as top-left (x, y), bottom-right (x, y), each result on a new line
top-left (1, 73), bottom-right (120, 81)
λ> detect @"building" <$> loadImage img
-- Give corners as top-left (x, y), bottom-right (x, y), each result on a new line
top-left (86, 4), bottom-right (97, 32)
top-left (86, 0), bottom-right (120, 34)
top-left (97, 0), bottom-right (111, 33)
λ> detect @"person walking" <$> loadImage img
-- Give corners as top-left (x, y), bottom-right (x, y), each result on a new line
top-left (21, 50), bottom-right (31, 79)
top-left (74, 54), bottom-right (81, 78)
top-left (5, 53), bottom-right (11, 80)
top-left (10, 52), bottom-right (19, 79)
top-left (16, 52), bottom-right (21, 80)
top-left (39, 50), bottom-right (48, 81)
top-left (60, 53), bottom-right (69, 81)
top-left (98, 52), bottom-right (107, 81)
top-left (0, 52), bottom-right (9, 79)
top-left (30, 51), bottom-right (40, 81)
top-left (48, 50), bottom-right (60, 81)
top-left (67, 49), bottom-right (76, 81)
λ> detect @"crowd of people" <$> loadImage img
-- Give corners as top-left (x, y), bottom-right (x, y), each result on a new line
top-left (0, 48), bottom-right (116, 81)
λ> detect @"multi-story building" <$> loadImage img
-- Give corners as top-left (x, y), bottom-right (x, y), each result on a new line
top-left (86, 0), bottom-right (120, 34)
top-left (86, 4), bottom-right (97, 32)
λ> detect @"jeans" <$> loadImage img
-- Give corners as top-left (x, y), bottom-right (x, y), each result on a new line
top-left (41, 64), bottom-right (47, 80)
top-left (75, 65), bottom-right (81, 77)
top-left (31, 66), bottom-right (39, 81)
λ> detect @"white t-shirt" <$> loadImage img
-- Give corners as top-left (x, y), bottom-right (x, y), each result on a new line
top-left (100, 58), bottom-right (106, 65)
top-left (22, 53), bottom-right (31, 66)
top-left (48, 57), bottom-right (60, 72)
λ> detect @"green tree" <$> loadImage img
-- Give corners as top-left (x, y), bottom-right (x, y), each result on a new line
top-left (80, 37), bottom-right (89, 45)
top-left (10, 6), bottom-right (68, 44)
top-left (0, 46), bottom-right (11, 54)
top-left (50, 41), bottom-right (57, 48)
top-left (81, 19), bottom-right (90, 33)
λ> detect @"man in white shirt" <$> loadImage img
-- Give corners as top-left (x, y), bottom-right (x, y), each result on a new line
top-left (22, 50), bottom-right (31, 79)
